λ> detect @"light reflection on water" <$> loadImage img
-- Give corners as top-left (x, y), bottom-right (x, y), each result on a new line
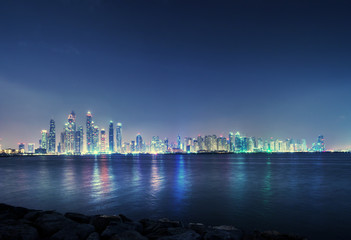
top-left (0, 153), bottom-right (351, 240)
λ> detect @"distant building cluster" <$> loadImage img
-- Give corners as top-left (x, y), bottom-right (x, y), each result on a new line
top-left (1, 111), bottom-right (328, 155)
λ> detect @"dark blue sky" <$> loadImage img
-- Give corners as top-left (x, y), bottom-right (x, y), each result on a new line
top-left (1, 0), bottom-right (351, 149)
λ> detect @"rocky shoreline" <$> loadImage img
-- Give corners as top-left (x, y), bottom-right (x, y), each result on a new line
top-left (0, 203), bottom-right (307, 240)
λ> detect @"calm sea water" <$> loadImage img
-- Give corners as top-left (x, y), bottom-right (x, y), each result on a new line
top-left (0, 153), bottom-right (350, 239)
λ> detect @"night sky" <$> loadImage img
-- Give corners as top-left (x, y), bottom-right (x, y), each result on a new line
top-left (1, 0), bottom-right (351, 149)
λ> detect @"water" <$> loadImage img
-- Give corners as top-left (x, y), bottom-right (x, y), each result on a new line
top-left (0, 153), bottom-right (350, 240)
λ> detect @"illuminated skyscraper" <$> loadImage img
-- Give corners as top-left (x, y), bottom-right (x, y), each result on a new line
top-left (109, 121), bottom-right (114, 152)
top-left (234, 132), bottom-right (241, 152)
top-left (177, 134), bottom-right (181, 149)
top-left (41, 130), bottom-right (48, 150)
top-left (136, 133), bottom-right (143, 152)
top-left (131, 140), bottom-right (135, 152)
top-left (100, 129), bottom-right (106, 153)
top-left (86, 111), bottom-right (93, 153)
top-left (28, 143), bottom-right (35, 154)
top-left (116, 123), bottom-right (122, 153)
top-left (48, 119), bottom-right (56, 153)
top-left (75, 126), bottom-right (83, 153)
top-left (229, 132), bottom-right (234, 152)
top-left (92, 124), bottom-right (99, 152)
top-left (65, 111), bottom-right (76, 154)
top-left (314, 135), bottom-right (325, 152)
top-left (18, 143), bottom-right (25, 153)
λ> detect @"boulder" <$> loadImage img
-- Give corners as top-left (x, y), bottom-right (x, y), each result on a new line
top-left (90, 215), bottom-right (122, 233)
top-left (188, 223), bottom-right (207, 235)
top-left (50, 223), bottom-right (95, 240)
top-left (204, 228), bottom-right (243, 240)
top-left (0, 222), bottom-right (39, 240)
top-left (110, 230), bottom-right (148, 240)
top-left (101, 222), bottom-right (142, 239)
top-left (157, 230), bottom-right (201, 240)
top-left (34, 212), bottom-right (76, 237)
top-left (65, 212), bottom-right (91, 224)
top-left (86, 232), bottom-right (101, 240)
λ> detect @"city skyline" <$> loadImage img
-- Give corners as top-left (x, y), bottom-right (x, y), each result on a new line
top-left (1, 110), bottom-right (330, 153)
top-left (1, 1), bottom-right (351, 149)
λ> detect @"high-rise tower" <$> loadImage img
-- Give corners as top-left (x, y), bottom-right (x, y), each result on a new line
top-left (48, 119), bottom-right (56, 153)
top-left (109, 121), bottom-right (114, 152)
top-left (116, 123), bottom-right (122, 153)
top-left (100, 129), bottom-right (106, 153)
top-left (41, 130), bottom-right (48, 150)
top-left (136, 133), bottom-right (143, 152)
top-left (65, 111), bottom-right (76, 154)
top-left (229, 132), bottom-right (234, 152)
top-left (86, 111), bottom-right (93, 153)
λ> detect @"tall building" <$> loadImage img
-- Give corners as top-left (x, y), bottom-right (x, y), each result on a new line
top-left (64, 111), bottom-right (76, 154)
top-left (18, 143), bottom-right (25, 153)
top-left (109, 121), bottom-right (114, 152)
top-left (75, 126), bottom-right (83, 154)
top-left (28, 143), bottom-right (35, 154)
top-left (100, 129), bottom-right (106, 153)
top-left (177, 134), bottom-right (181, 149)
top-left (48, 119), bottom-right (56, 153)
top-left (86, 111), bottom-right (93, 153)
top-left (229, 132), bottom-right (234, 152)
top-left (136, 133), bottom-right (143, 152)
top-left (41, 130), bottom-right (48, 150)
top-left (116, 123), bottom-right (122, 153)
top-left (92, 124), bottom-right (99, 152)
top-left (314, 135), bottom-right (325, 152)
top-left (234, 132), bottom-right (241, 152)
top-left (60, 132), bottom-right (65, 153)
top-left (130, 140), bottom-right (135, 152)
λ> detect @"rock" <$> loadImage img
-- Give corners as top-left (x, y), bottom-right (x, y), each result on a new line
top-left (158, 218), bottom-right (183, 228)
top-left (101, 222), bottom-right (142, 239)
top-left (0, 204), bottom-right (29, 221)
top-left (65, 212), bottom-right (91, 224)
top-left (0, 222), bottom-right (39, 240)
top-left (204, 228), bottom-right (243, 240)
top-left (157, 230), bottom-right (201, 240)
top-left (87, 232), bottom-right (101, 240)
top-left (118, 214), bottom-right (133, 223)
top-left (110, 230), bottom-right (148, 240)
top-left (188, 223), bottom-right (207, 235)
top-left (213, 225), bottom-right (240, 231)
top-left (24, 210), bottom-right (44, 221)
top-left (90, 215), bottom-right (122, 233)
top-left (35, 212), bottom-right (75, 237)
top-left (140, 218), bottom-right (182, 237)
top-left (50, 223), bottom-right (95, 240)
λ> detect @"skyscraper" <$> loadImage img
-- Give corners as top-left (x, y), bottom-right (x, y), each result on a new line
top-left (64, 111), bottom-right (76, 154)
top-left (234, 132), bottom-right (241, 152)
top-left (229, 132), bottom-right (234, 152)
top-left (100, 129), bottom-right (106, 153)
top-left (28, 143), bottom-right (35, 154)
top-left (75, 126), bottom-right (83, 154)
top-left (109, 121), bottom-right (114, 152)
top-left (86, 111), bottom-right (93, 153)
top-left (41, 130), bottom-right (48, 150)
top-left (116, 123), bottom-right (122, 153)
top-left (48, 119), bottom-right (56, 153)
top-left (136, 133), bottom-right (143, 152)
top-left (92, 124), bottom-right (99, 153)
top-left (18, 143), bottom-right (25, 153)
top-left (177, 134), bottom-right (181, 149)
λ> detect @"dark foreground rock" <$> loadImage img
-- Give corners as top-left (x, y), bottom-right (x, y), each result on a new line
top-left (0, 203), bottom-right (308, 240)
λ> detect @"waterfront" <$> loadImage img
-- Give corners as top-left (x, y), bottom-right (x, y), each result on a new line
top-left (0, 153), bottom-right (350, 239)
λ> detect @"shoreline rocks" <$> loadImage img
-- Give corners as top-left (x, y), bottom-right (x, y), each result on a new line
top-left (0, 203), bottom-right (307, 240)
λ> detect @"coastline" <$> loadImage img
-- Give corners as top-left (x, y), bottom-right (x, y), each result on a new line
top-left (0, 203), bottom-right (306, 240)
